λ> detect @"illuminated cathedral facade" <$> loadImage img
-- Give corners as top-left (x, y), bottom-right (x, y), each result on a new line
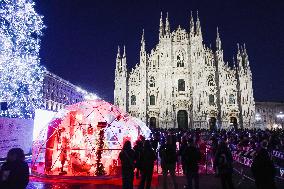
top-left (114, 12), bottom-right (255, 129)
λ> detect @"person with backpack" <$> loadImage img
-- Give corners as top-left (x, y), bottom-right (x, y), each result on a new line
top-left (214, 140), bottom-right (235, 189)
top-left (159, 135), bottom-right (178, 189)
top-left (119, 141), bottom-right (136, 189)
top-left (183, 138), bottom-right (201, 189)
top-left (138, 140), bottom-right (157, 189)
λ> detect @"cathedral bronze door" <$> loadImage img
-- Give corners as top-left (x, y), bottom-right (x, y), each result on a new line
top-left (230, 117), bottom-right (238, 130)
top-left (209, 117), bottom-right (216, 130)
top-left (177, 110), bottom-right (188, 129)
top-left (149, 117), bottom-right (157, 129)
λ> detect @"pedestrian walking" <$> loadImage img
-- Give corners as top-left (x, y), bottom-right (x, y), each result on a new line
top-left (159, 135), bottom-right (178, 189)
top-left (138, 140), bottom-right (157, 189)
top-left (251, 140), bottom-right (276, 189)
top-left (119, 141), bottom-right (136, 189)
top-left (183, 138), bottom-right (201, 189)
top-left (214, 141), bottom-right (235, 189)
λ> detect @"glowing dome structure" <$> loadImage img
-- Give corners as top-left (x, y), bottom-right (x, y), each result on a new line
top-left (31, 99), bottom-right (151, 177)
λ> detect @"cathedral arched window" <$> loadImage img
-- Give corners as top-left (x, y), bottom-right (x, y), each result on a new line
top-left (176, 51), bottom-right (184, 67)
top-left (229, 94), bottom-right (235, 104)
top-left (207, 75), bottom-right (215, 86)
top-left (131, 95), bottom-right (136, 105)
top-left (178, 79), bottom-right (185, 91)
top-left (150, 95), bottom-right (155, 105)
top-left (209, 94), bottom-right (214, 105)
top-left (149, 77), bottom-right (155, 87)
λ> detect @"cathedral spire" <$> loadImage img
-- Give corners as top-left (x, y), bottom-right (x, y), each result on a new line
top-left (123, 45), bottom-right (126, 57)
top-left (140, 29), bottom-right (145, 52)
top-left (216, 27), bottom-right (222, 50)
top-left (196, 11), bottom-right (202, 36)
top-left (237, 43), bottom-right (240, 55)
top-left (165, 12), bottom-right (170, 36)
top-left (159, 11), bottom-right (164, 40)
top-left (190, 11), bottom-right (194, 34)
top-left (117, 45), bottom-right (121, 59)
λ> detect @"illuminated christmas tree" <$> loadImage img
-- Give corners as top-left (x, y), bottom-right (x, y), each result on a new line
top-left (0, 0), bottom-right (45, 118)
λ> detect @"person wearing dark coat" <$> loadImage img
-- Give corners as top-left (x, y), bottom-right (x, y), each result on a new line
top-left (138, 140), bottom-right (157, 189)
top-left (159, 135), bottom-right (178, 189)
top-left (0, 148), bottom-right (29, 189)
top-left (183, 138), bottom-right (201, 189)
top-left (178, 136), bottom-right (188, 175)
top-left (251, 141), bottom-right (276, 189)
top-left (119, 141), bottom-right (136, 189)
top-left (133, 139), bottom-right (143, 179)
top-left (214, 141), bottom-right (235, 189)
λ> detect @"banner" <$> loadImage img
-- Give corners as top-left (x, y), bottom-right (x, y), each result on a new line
top-left (0, 117), bottom-right (34, 158)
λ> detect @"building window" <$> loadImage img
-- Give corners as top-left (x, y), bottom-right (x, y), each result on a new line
top-left (209, 94), bottom-right (214, 105)
top-left (178, 79), bottom-right (185, 91)
top-left (149, 77), bottom-right (155, 87)
top-left (177, 55), bottom-right (184, 67)
top-left (229, 94), bottom-right (235, 104)
top-left (150, 95), bottom-right (155, 105)
top-left (131, 95), bottom-right (136, 105)
top-left (207, 75), bottom-right (214, 86)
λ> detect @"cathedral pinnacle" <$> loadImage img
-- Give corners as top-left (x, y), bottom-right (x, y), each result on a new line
top-left (196, 11), bottom-right (202, 36)
top-left (117, 45), bottom-right (121, 59)
top-left (190, 11), bottom-right (194, 34)
top-left (140, 29), bottom-right (145, 52)
top-left (159, 11), bottom-right (164, 39)
top-left (216, 27), bottom-right (222, 50)
top-left (123, 45), bottom-right (126, 57)
top-left (165, 12), bottom-right (170, 35)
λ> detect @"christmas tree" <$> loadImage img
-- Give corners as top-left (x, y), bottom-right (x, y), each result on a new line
top-left (0, 0), bottom-right (45, 118)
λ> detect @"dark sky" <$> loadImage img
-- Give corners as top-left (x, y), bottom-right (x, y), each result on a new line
top-left (35, 0), bottom-right (284, 103)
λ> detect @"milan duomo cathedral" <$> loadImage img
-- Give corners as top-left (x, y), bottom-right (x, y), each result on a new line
top-left (114, 12), bottom-right (255, 129)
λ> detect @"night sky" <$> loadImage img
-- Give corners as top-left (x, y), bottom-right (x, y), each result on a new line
top-left (35, 0), bottom-right (284, 102)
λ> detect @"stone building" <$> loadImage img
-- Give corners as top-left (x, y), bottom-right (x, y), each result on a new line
top-left (114, 12), bottom-right (255, 129)
top-left (43, 71), bottom-right (97, 112)
top-left (255, 102), bottom-right (284, 129)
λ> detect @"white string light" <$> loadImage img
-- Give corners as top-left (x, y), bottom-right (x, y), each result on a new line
top-left (0, 0), bottom-right (45, 118)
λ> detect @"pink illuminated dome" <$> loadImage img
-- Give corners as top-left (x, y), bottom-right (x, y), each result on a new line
top-left (31, 99), bottom-right (150, 177)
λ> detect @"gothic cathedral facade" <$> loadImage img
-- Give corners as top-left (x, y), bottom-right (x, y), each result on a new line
top-left (114, 12), bottom-right (255, 129)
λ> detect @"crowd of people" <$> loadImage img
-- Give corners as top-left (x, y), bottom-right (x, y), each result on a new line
top-left (0, 128), bottom-right (283, 189)
top-left (119, 128), bottom-right (284, 189)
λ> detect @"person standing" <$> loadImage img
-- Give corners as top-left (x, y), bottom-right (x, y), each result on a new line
top-left (251, 141), bottom-right (276, 189)
top-left (119, 141), bottom-right (136, 189)
top-left (159, 135), bottom-right (178, 189)
top-left (183, 138), bottom-right (201, 189)
top-left (138, 140), bottom-right (157, 189)
top-left (0, 148), bottom-right (29, 189)
top-left (178, 136), bottom-right (188, 175)
top-left (214, 141), bottom-right (235, 189)
top-left (133, 139), bottom-right (143, 179)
